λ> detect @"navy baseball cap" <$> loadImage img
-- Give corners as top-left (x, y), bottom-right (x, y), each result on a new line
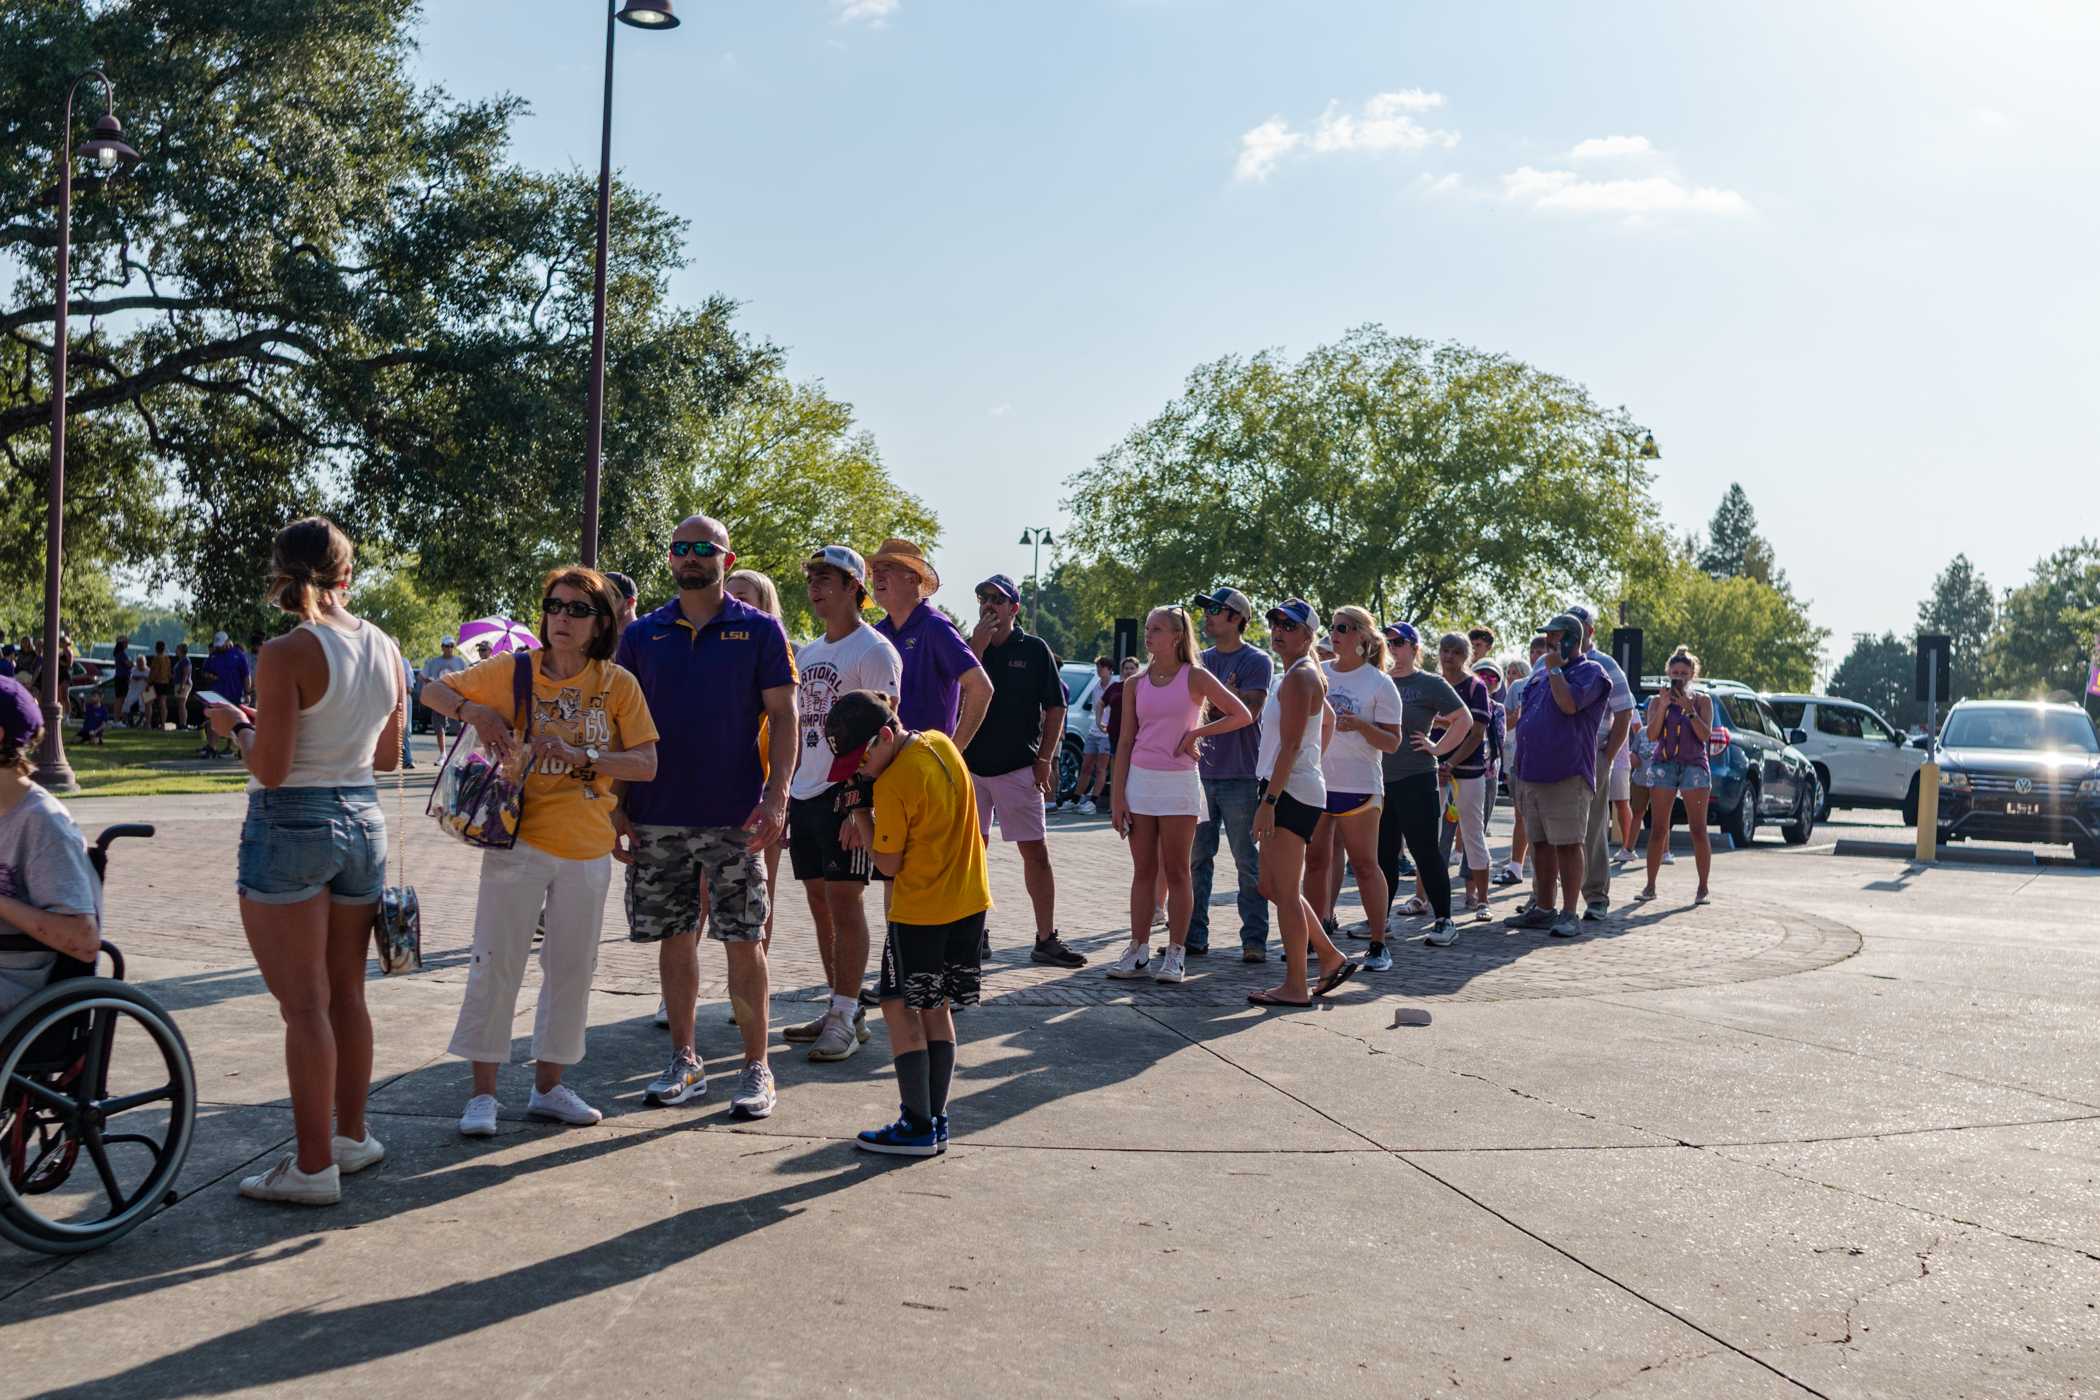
top-left (1265, 598), bottom-right (1316, 631)
top-left (1564, 603), bottom-right (1596, 628)
top-left (975, 574), bottom-right (1021, 604)
top-left (0, 676), bottom-right (42, 748)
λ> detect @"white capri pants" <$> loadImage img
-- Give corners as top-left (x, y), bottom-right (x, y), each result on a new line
top-left (1455, 773), bottom-right (1490, 871)
top-left (448, 842), bottom-right (611, 1067)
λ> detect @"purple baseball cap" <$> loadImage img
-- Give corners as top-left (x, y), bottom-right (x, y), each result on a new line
top-left (976, 574), bottom-right (1022, 604)
top-left (0, 676), bottom-right (43, 749)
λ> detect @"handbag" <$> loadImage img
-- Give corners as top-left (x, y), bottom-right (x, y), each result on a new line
top-left (427, 652), bottom-right (537, 850)
top-left (376, 666), bottom-right (422, 974)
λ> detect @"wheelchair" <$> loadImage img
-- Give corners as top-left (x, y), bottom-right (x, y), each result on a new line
top-left (0, 824), bottom-right (196, 1254)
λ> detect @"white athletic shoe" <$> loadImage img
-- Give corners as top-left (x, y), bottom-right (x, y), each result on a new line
top-left (527, 1083), bottom-right (603, 1126)
top-left (331, 1132), bottom-right (385, 1174)
top-left (1079, 799), bottom-right (1097, 815)
top-left (1105, 942), bottom-right (1151, 980)
top-left (1153, 945), bottom-right (1187, 984)
top-left (459, 1094), bottom-right (500, 1137)
top-left (238, 1155), bottom-right (340, 1206)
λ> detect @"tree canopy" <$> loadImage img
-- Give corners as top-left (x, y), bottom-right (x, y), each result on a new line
top-left (1829, 631), bottom-right (1920, 731)
top-left (1061, 326), bottom-right (1656, 640)
top-left (1916, 553), bottom-right (1994, 704)
top-left (1621, 532), bottom-right (1826, 692)
top-left (1985, 540), bottom-right (2100, 702)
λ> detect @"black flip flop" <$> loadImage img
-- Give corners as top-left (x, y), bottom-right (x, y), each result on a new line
top-left (1313, 962), bottom-right (1359, 998)
top-left (1246, 989), bottom-right (1312, 1008)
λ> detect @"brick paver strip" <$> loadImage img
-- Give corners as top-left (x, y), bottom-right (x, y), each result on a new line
top-left (91, 804), bottom-right (1859, 1009)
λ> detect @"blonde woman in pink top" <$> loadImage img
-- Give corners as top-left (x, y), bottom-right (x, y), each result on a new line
top-left (1105, 606), bottom-right (1251, 985)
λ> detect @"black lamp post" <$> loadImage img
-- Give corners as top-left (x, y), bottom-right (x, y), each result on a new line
top-left (1618, 432), bottom-right (1660, 627)
top-left (1018, 526), bottom-right (1055, 635)
top-left (35, 71), bottom-right (141, 795)
top-left (580, 0), bottom-right (680, 568)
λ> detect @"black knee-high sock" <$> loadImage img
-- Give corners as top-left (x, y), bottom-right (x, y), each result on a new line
top-left (894, 1049), bottom-right (932, 1129)
top-left (926, 1039), bottom-right (956, 1118)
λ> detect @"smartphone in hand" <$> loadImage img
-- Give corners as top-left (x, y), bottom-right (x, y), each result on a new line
top-left (195, 690), bottom-right (232, 709)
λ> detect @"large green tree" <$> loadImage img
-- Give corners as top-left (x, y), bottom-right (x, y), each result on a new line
top-left (1622, 533), bottom-right (1826, 691)
top-left (1063, 326), bottom-right (1655, 635)
top-left (1915, 553), bottom-right (1994, 704)
top-left (1829, 631), bottom-right (1920, 731)
top-left (1694, 482), bottom-right (1790, 593)
top-left (1986, 540), bottom-right (2100, 702)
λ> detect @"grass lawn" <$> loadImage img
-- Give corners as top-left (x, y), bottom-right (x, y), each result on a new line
top-left (51, 725), bottom-right (252, 799)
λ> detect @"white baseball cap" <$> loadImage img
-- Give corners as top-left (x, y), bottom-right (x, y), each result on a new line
top-left (441, 635), bottom-right (457, 646)
top-left (803, 545), bottom-right (867, 584)
top-left (211, 631), bottom-right (229, 646)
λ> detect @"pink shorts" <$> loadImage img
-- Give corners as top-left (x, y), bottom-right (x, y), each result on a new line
top-left (973, 766), bottom-right (1046, 843)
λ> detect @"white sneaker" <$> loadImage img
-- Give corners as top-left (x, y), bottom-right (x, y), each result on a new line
top-left (730, 1061), bottom-right (777, 1118)
top-left (459, 1094), bottom-right (500, 1137)
top-left (1104, 942), bottom-right (1151, 980)
top-left (1153, 945), bottom-right (1187, 984)
top-left (808, 1010), bottom-right (861, 1062)
top-left (1078, 799), bottom-right (1097, 815)
top-left (645, 1050), bottom-right (708, 1105)
top-left (1662, 850), bottom-right (1677, 865)
top-left (527, 1083), bottom-right (603, 1126)
top-left (331, 1132), bottom-right (385, 1174)
top-left (238, 1154), bottom-right (340, 1205)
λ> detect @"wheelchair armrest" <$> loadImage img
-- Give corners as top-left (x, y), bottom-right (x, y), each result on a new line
top-left (98, 940), bottom-right (125, 981)
top-left (94, 823), bottom-right (156, 852)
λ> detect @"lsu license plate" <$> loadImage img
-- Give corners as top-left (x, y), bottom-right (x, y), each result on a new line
top-left (1997, 799), bottom-right (2043, 817)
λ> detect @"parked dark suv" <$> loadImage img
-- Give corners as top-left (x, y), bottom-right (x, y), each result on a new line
top-left (1932, 700), bottom-right (2100, 865)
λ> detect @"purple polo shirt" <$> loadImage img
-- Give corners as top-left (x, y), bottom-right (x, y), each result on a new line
top-left (1514, 655), bottom-right (1609, 788)
top-left (875, 603), bottom-right (982, 736)
top-left (616, 596), bottom-right (794, 829)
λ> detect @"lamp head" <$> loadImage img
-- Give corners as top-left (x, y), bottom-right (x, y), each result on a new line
top-left (77, 112), bottom-right (139, 170)
top-left (615, 0), bottom-right (680, 28)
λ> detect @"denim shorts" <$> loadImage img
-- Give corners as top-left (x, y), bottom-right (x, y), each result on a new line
top-left (1083, 732), bottom-right (1112, 757)
top-left (237, 786), bottom-right (387, 906)
top-left (1645, 761), bottom-right (1713, 792)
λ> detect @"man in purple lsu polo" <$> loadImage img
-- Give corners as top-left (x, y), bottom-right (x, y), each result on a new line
top-left (615, 514), bottom-right (797, 1119)
top-left (869, 537), bottom-right (991, 742)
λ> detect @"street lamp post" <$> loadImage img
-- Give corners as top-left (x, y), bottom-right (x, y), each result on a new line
top-left (1617, 432), bottom-right (1660, 627)
top-left (581, 0), bottom-right (680, 567)
top-left (35, 70), bottom-right (141, 795)
top-left (1018, 526), bottom-right (1055, 635)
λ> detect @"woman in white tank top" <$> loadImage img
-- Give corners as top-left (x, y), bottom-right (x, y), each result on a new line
top-left (1248, 599), bottom-right (1358, 1009)
top-left (203, 517), bottom-right (404, 1207)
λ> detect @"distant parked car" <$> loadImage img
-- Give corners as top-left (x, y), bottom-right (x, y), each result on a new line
top-left (63, 659), bottom-right (116, 719)
top-left (1056, 662), bottom-right (1103, 803)
top-left (1763, 693), bottom-right (1929, 823)
top-left (1637, 684), bottom-right (1819, 847)
top-left (1931, 699), bottom-right (2100, 865)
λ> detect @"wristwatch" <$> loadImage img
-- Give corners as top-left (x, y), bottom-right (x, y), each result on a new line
top-left (582, 745), bottom-right (601, 765)
top-left (1261, 792), bottom-right (1279, 807)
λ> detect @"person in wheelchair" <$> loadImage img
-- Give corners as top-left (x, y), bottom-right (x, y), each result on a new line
top-left (0, 677), bottom-right (102, 1018)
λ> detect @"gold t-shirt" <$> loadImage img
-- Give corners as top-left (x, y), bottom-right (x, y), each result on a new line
top-left (873, 730), bottom-right (992, 926)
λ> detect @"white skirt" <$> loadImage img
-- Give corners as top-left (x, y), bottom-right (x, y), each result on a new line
top-left (1125, 764), bottom-right (1203, 818)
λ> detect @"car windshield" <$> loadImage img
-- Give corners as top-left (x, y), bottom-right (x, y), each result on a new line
top-left (1942, 709), bottom-right (2100, 754)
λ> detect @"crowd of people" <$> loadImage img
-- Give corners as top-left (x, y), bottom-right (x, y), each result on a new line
top-left (0, 511), bottom-right (1728, 1207)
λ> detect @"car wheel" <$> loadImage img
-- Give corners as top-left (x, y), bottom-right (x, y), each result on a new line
top-left (2076, 838), bottom-right (2100, 870)
top-left (1900, 774), bottom-right (1920, 829)
top-left (1811, 764), bottom-right (1833, 822)
top-left (1056, 737), bottom-right (1083, 804)
top-left (1725, 778), bottom-right (1759, 848)
top-left (1782, 777), bottom-right (1817, 845)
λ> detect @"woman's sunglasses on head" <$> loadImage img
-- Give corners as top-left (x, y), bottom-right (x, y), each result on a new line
top-left (669, 540), bottom-right (726, 559)
top-left (543, 597), bottom-right (605, 620)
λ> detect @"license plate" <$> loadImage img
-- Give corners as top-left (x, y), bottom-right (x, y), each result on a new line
top-left (2000, 800), bottom-right (2043, 817)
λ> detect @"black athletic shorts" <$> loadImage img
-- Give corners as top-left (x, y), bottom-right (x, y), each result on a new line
top-left (1272, 791), bottom-right (1321, 843)
top-left (786, 793), bottom-right (871, 884)
top-left (877, 911), bottom-right (986, 1010)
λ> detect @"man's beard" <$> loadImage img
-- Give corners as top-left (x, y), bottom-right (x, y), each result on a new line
top-left (676, 562), bottom-right (719, 592)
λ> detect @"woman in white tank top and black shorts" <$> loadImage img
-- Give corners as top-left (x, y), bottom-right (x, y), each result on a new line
top-left (1248, 599), bottom-right (1358, 1008)
top-left (204, 517), bottom-right (405, 1207)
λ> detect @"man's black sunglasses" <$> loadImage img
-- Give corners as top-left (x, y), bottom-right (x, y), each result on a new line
top-left (543, 597), bottom-right (606, 620)
top-left (669, 540), bottom-right (726, 559)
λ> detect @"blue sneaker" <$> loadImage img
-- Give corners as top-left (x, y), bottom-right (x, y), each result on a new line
top-left (856, 1108), bottom-right (939, 1158)
top-left (1357, 943), bottom-right (1393, 972)
top-left (934, 1113), bottom-right (949, 1154)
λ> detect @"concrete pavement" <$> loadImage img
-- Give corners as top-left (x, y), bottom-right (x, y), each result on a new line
top-left (1, 794), bottom-right (2095, 1398)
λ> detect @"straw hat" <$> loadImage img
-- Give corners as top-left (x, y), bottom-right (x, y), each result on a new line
top-left (868, 537), bottom-right (940, 589)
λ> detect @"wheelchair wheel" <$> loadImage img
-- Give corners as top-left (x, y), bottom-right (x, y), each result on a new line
top-left (0, 979), bottom-right (196, 1254)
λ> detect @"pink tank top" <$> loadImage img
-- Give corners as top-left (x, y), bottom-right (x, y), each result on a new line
top-left (1131, 664), bottom-right (1202, 772)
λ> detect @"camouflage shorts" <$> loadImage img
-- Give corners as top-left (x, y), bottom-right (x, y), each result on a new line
top-left (625, 824), bottom-right (769, 944)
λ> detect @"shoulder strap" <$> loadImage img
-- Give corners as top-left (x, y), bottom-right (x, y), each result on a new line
top-left (513, 651), bottom-right (534, 737)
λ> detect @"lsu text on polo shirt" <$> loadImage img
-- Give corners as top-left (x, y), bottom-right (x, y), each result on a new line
top-left (615, 596), bottom-right (795, 829)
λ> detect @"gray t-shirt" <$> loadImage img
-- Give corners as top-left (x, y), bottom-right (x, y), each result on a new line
top-left (0, 788), bottom-right (101, 1014)
top-left (1385, 669), bottom-right (1466, 783)
top-left (1589, 649), bottom-right (1637, 747)
top-left (1199, 643), bottom-right (1274, 781)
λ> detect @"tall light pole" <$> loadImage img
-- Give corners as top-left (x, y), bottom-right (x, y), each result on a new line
top-left (1018, 526), bottom-right (1055, 635)
top-left (1618, 432), bottom-right (1660, 627)
top-left (36, 70), bottom-right (141, 795)
top-left (581, 0), bottom-right (680, 567)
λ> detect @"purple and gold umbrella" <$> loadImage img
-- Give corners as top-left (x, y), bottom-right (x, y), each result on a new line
top-left (456, 616), bottom-right (541, 658)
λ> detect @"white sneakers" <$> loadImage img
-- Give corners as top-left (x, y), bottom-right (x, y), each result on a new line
top-left (332, 1132), bottom-right (385, 1174)
top-left (1153, 945), bottom-right (1187, 984)
top-left (459, 1094), bottom-right (500, 1137)
top-left (1078, 798), bottom-right (1098, 815)
top-left (238, 1155), bottom-right (341, 1206)
top-left (1104, 942), bottom-right (1151, 980)
top-left (528, 1083), bottom-right (603, 1125)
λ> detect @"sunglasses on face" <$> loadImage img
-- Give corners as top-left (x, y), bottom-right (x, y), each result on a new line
top-left (1269, 618), bottom-right (1304, 634)
top-left (669, 540), bottom-right (726, 559)
top-left (1330, 620), bottom-right (1357, 633)
top-left (543, 597), bottom-right (605, 620)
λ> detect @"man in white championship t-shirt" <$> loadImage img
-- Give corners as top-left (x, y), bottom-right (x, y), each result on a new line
top-left (783, 546), bottom-right (903, 1064)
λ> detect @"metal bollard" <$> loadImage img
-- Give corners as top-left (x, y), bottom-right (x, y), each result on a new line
top-left (1914, 761), bottom-right (1939, 862)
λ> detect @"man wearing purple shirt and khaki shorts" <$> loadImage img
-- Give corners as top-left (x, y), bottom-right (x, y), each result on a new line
top-left (1507, 614), bottom-right (1610, 940)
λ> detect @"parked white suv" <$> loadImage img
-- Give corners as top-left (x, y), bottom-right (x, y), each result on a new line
top-left (1762, 694), bottom-right (1929, 823)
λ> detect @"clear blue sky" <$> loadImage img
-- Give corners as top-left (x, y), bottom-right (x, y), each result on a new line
top-left (414, 0), bottom-right (2100, 658)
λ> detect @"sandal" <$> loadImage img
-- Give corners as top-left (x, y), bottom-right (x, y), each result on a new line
top-left (1312, 962), bottom-right (1359, 998)
top-left (1247, 989), bottom-right (1312, 1008)
top-left (1633, 888), bottom-right (1658, 903)
top-left (1398, 895), bottom-right (1429, 917)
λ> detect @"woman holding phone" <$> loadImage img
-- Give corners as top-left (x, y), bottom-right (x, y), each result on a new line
top-left (1635, 647), bottom-right (1715, 905)
top-left (1247, 599), bottom-right (1356, 1008)
top-left (1105, 606), bottom-right (1250, 984)
top-left (206, 517), bottom-right (405, 1206)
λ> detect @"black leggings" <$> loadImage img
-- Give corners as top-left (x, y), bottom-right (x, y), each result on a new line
top-left (1379, 773), bottom-right (1451, 920)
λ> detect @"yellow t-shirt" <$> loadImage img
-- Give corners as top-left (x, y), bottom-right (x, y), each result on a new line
top-left (873, 730), bottom-right (992, 926)
top-left (444, 653), bottom-right (657, 862)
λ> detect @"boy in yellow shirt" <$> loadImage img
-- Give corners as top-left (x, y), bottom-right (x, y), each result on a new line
top-left (825, 690), bottom-right (991, 1156)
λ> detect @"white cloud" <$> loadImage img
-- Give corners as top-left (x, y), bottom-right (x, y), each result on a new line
top-left (1969, 106), bottom-right (2012, 130)
top-left (1412, 172), bottom-right (1463, 197)
top-left (1233, 90), bottom-right (1457, 182)
top-left (988, 402), bottom-right (1011, 418)
top-left (835, 0), bottom-right (898, 25)
top-left (1500, 165), bottom-right (1750, 217)
top-left (1569, 134), bottom-right (1654, 160)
